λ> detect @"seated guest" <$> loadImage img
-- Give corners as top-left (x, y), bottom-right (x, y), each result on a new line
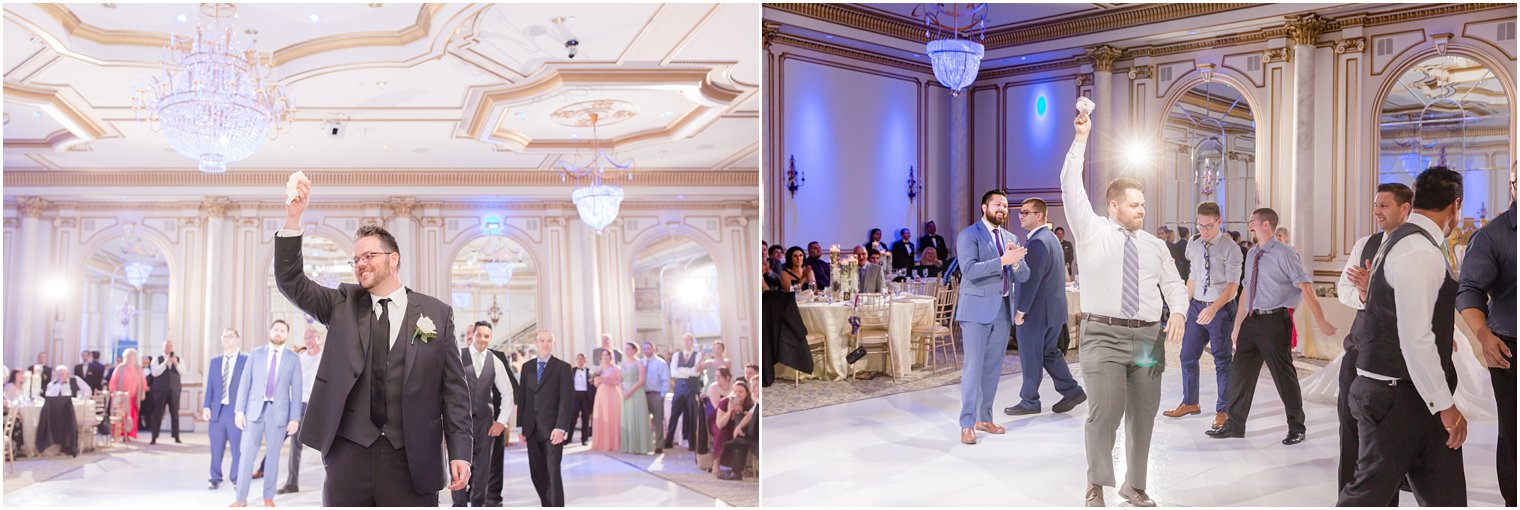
top-left (762, 251), bottom-right (780, 291)
top-left (779, 246), bottom-right (816, 292)
top-left (891, 228), bottom-right (916, 271)
top-left (914, 246), bottom-right (945, 279)
top-left (919, 221), bottom-right (949, 262)
top-left (716, 380), bottom-right (757, 480)
top-left (704, 367), bottom-right (734, 473)
top-left (45, 365), bottom-right (91, 398)
top-left (859, 248), bottom-right (889, 293)
top-left (766, 244), bottom-right (785, 276)
top-left (5, 369), bottom-right (24, 401)
top-left (804, 242), bottom-right (832, 289)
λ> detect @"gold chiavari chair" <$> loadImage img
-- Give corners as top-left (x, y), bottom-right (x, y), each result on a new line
top-left (849, 293), bottom-right (896, 380)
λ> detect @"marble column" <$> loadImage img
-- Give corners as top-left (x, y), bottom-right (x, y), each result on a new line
top-left (386, 197), bottom-right (420, 285)
top-left (14, 197), bottom-right (47, 365)
top-left (1287, 14), bottom-right (1328, 261)
top-left (1086, 45), bottom-right (1123, 188)
top-left (201, 197), bottom-right (231, 364)
top-left (950, 93), bottom-right (972, 231)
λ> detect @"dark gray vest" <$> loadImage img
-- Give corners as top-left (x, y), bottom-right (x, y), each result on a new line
top-left (337, 306), bottom-right (409, 449)
top-left (1350, 223), bottom-right (1458, 390)
top-left (1343, 231), bottom-right (1385, 350)
top-left (461, 347), bottom-right (499, 431)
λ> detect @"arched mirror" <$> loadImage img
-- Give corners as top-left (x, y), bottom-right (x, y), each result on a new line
top-left (632, 235), bottom-right (720, 357)
top-left (1161, 79), bottom-right (1259, 234)
top-left (82, 232), bottom-right (171, 360)
top-left (1379, 54), bottom-right (1512, 229)
top-left (267, 236), bottom-right (355, 341)
top-left (450, 236), bottom-right (537, 351)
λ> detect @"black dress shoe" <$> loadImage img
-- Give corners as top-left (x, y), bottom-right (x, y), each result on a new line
top-left (252, 470), bottom-right (263, 480)
top-left (1052, 392), bottom-right (1088, 413)
top-left (208, 482), bottom-right (220, 490)
top-left (174, 438), bottom-right (183, 444)
top-left (276, 486), bottom-right (298, 495)
top-left (1003, 404), bottom-right (1040, 416)
top-left (1204, 426), bottom-right (1245, 439)
top-left (1282, 432), bottom-right (1306, 445)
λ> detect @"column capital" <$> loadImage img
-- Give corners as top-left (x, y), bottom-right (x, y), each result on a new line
top-left (201, 196), bottom-right (232, 218)
top-left (1333, 37), bottom-right (1366, 54)
top-left (1284, 13), bottom-right (1331, 46)
top-left (386, 196), bottom-right (418, 221)
top-left (17, 196), bottom-right (48, 219)
top-left (1085, 45), bottom-right (1124, 72)
top-left (1074, 73), bottom-right (1093, 88)
top-left (1262, 47), bottom-right (1292, 65)
top-left (1126, 65), bottom-right (1154, 80)
top-left (762, 21), bottom-right (781, 51)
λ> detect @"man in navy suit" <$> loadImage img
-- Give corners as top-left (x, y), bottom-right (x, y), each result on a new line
top-left (232, 320), bottom-right (304, 507)
top-left (1005, 198), bottom-right (1086, 416)
top-left (955, 189), bottom-right (1029, 445)
top-left (203, 327), bottom-right (248, 490)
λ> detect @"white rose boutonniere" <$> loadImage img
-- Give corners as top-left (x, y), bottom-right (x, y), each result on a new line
top-left (415, 315), bottom-right (438, 343)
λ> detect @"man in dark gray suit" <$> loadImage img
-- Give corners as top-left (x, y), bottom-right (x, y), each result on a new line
top-left (516, 331), bottom-right (575, 507)
top-left (276, 179), bottom-right (472, 506)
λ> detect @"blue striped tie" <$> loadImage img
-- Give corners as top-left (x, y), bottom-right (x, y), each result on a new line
top-left (1122, 230), bottom-right (1140, 318)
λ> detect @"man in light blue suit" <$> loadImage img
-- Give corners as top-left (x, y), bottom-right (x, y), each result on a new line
top-left (1005, 198), bottom-right (1087, 416)
top-left (203, 328), bottom-right (248, 490)
top-left (232, 320), bottom-right (304, 507)
top-left (956, 189), bottom-right (1029, 445)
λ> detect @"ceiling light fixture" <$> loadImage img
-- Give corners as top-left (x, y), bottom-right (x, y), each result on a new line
top-left (132, 3), bottom-right (294, 174)
top-left (559, 113), bottom-right (632, 234)
top-left (917, 3), bottom-right (987, 96)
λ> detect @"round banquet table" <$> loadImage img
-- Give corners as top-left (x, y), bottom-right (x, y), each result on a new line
top-left (797, 295), bottom-right (935, 380)
top-left (13, 398), bottom-right (96, 457)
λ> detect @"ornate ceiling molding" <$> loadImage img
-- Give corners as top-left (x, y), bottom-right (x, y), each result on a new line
top-left (25, 4), bottom-right (447, 66)
top-left (770, 32), bottom-right (931, 75)
top-left (978, 56), bottom-right (1085, 81)
top-left (459, 67), bottom-right (744, 153)
top-left (2, 169), bottom-right (758, 188)
top-left (2, 82), bottom-right (116, 151)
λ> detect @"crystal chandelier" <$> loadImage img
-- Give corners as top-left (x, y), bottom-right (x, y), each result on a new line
top-left (131, 3), bottom-right (293, 174)
top-left (560, 113), bottom-right (633, 234)
top-left (918, 4), bottom-right (987, 95)
top-left (118, 235), bottom-right (158, 290)
top-left (123, 262), bottom-right (153, 290)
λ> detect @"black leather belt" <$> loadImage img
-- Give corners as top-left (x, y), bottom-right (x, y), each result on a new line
top-left (1358, 374), bottom-right (1407, 387)
top-left (1249, 307), bottom-right (1288, 317)
top-left (1082, 313), bottom-right (1157, 329)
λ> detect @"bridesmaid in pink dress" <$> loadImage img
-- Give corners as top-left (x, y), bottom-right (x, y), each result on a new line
top-left (107, 348), bottom-right (147, 441)
top-left (590, 350), bottom-right (623, 452)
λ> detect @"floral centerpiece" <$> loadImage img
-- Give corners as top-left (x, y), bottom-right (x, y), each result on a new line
top-left (829, 244), bottom-right (860, 299)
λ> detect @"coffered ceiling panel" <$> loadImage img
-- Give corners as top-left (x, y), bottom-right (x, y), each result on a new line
top-left (3, 2), bottom-right (758, 178)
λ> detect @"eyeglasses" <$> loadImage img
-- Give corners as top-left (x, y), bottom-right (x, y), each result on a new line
top-left (1018, 210), bottom-right (1036, 216)
top-left (1196, 221), bottom-right (1219, 230)
top-left (348, 251), bottom-right (395, 268)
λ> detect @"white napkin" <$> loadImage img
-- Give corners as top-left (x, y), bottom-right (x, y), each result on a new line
top-left (1076, 97), bottom-right (1095, 115)
top-left (285, 171), bottom-right (310, 205)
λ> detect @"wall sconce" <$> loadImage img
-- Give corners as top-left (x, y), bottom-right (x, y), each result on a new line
top-left (906, 166), bottom-right (920, 204)
top-left (786, 155), bottom-right (805, 198)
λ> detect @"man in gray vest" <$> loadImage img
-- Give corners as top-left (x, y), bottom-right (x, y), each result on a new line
top-left (664, 334), bottom-right (704, 450)
top-left (1337, 167), bottom-right (1469, 506)
top-left (453, 321), bottom-right (515, 507)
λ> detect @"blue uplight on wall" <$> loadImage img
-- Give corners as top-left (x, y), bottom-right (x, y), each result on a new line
top-left (1036, 95), bottom-right (1048, 116)
top-left (484, 215), bottom-right (502, 235)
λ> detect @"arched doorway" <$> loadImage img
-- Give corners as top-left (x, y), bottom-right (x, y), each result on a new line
top-left (81, 232), bottom-right (172, 361)
top-left (631, 235), bottom-right (721, 358)
top-left (1158, 77), bottom-right (1260, 237)
top-left (449, 235), bottom-right (538, 352)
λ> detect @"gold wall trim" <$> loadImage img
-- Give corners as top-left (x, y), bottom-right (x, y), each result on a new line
top-left (770, 33), bottom-right (931, 75)
top-left (979, 57), bottom-right (1085, 80)
top-left (33, 4), bottom-right (168, 47)
top-left (3, 169), bottom-right (759, 187)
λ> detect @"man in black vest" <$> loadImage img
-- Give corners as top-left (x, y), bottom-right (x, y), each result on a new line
top-left (149, 339), bottom-right (184, 444)
top-left (516, 331), bottom-right (574, 507)
top-left (1338, 167), bottom-right (1469, 506)
top-left (454, 321), bottom-right (515, 507)
top-left (664, 333), bottom-right (705, 450)
top-left (1335, 182), bottom-right (1412, 502)
top-left (570, 354), bottom-right (593, 446)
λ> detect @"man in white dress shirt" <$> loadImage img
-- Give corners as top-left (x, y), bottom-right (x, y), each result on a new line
top-left (1060, 109), bottom-right (1187, 507)
top-left (1337, 167), bottom-right (1469, 506)
top-left (1334, 182), bottom-right (1411, 501)
top-left (44, 365), bottom-right (91, 398)
top-left (275, 327), bottom-right (324, 494)
top-left (453, 321), bottom-right (515, 507)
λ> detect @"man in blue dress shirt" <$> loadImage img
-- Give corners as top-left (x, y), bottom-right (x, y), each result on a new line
top-left (1456, 163), bottom-right (1516, 506)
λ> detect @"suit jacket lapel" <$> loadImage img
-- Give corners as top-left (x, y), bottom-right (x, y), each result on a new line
top-left (354, 295), bottom-right (373, 373)
top-left (399, 289), bottom-right (424, 383)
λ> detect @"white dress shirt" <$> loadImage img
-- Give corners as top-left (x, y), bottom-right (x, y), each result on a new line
top-left (573, 366), bottom-right (589, 392)
top-left (1356, 213), bottom-right (1457, 414)
top-left (468, 346), bottom-right (515, 426)
top-left (981, 216), bottom-right (1019, 297)
top-left (670, 350), bottom-right (702, 379)
top-left (45, 376), bottom-right (91, 398)
top-left (1337, 234), bottom-right (1374, 311)
top-left (299, 348), bottom-right (322, 403)
top-left (1059, 140), bottom-right (1187, 320)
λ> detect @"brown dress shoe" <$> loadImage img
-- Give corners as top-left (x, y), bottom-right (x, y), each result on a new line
top-left (1161, 403), bottom-right (1201, 418)
top-left (1212, 412), bottom-right (1227, 430)
top-left (961, 428), bottom-right (977, 445)
top-left (263, 500), bottom-right (276, 507)
top-left (229, 503), bottom-right (246, 508)
top-left (974, 421), bottom-right (1006, 434)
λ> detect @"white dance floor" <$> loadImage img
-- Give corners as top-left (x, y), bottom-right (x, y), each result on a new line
top-left (4, 436), bottom-right (720, 507)
top-left (762, 365), bottom-right (1505, 506)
